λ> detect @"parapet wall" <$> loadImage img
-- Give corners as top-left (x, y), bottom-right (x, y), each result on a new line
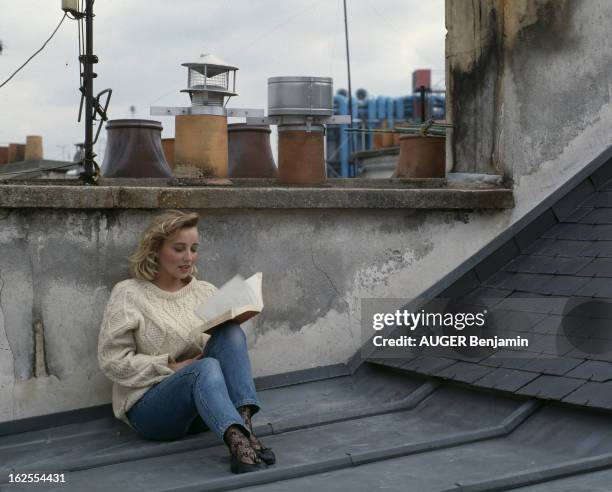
top-left (0, 179), bottom-right (514, 423)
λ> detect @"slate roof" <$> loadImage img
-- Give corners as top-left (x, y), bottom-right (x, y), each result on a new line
top-left (368, 149), bottom-right (612, 414)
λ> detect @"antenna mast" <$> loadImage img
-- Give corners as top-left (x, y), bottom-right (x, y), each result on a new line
top-left (342, 0), bottom-right (354, 177)
top-left (63, 0), bottom-right (112, 184)
top-left (81, 0), bottom-right (96, 183)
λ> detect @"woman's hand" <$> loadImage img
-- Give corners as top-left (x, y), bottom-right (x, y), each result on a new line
top-left (168, 353), bottom-right (203, 372)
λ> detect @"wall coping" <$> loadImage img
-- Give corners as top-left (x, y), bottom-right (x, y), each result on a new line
top-left (0, 178), bottom-right (514, 210)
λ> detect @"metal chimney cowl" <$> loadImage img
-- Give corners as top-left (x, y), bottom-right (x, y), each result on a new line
top-left (150, 53), bottom-right (263, 179)
top-left (101, 119), bottom-right (172, 178)
top-left (267, 76), bottom-right (334, 117)
top-left (244, 76), bottom-right (349, 184)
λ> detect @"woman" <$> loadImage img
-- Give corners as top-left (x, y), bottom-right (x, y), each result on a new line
top-left (97, 209), bottom-right (274, 474)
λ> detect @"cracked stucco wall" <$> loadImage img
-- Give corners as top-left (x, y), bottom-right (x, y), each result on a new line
top-left (0, 206), bottom-right (514, 423)
top-left (445, 0), bottom-right (612, 250)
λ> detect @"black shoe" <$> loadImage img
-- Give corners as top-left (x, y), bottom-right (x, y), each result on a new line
top-left (230, 454), bottom-right (268, 474)
top-left (256, 446), bottom-right (276, 465)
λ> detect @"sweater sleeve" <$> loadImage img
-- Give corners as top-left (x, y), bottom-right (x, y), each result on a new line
top-left (98, 283), bottom-right (174, 388)
top-left (193, 280), bottom-right (219, 350)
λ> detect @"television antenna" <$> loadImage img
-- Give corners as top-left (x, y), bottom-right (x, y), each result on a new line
top-left (62, 0), bottom-right (112, 185)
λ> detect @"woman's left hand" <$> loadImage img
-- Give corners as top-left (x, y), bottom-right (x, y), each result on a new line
top-left (169, 352), bottom-right (203, 372)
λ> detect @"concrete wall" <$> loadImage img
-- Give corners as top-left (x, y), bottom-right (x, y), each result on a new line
top-left (0, 204), bottom-right (517, 423)
top-left (446, 0), bottom-right (612, 179)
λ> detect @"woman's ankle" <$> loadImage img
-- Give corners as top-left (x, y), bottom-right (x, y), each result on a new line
top-left (224, 425), bottom-right (260, 465)
top-left (238, 406), bottom-right (264, 450)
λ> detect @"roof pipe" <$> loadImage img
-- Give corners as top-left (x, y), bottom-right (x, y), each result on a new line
top-left (367, 97), bottom-right (377, 149)
top-left (386, 97), bottom-right (394, 128)
top-left (333, 94), bottom-right (350, 177)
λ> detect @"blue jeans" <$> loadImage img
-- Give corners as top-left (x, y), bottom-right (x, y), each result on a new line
top-left (126, 322), bottom-right (261, 442)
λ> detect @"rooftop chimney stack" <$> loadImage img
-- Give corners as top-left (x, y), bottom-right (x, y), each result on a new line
top-left (8, 143), bottom-right (25, 163)
top-left (228, 124), bottom-right (277, 178)
top-left (269, 76), bottom-right (332, 184)
top-left (24, 135), bottom-right (43, 161)
top-left (151, 52), bottom-right (263, 178)
top-left (0, 147), bottom-right (8, 165)
top-left (245, 76), bottom-right (351, 184)
top-left (100, 119), bottom-right (172, 178)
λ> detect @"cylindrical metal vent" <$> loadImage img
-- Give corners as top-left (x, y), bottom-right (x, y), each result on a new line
top-left (277, 124), bottom-right (326, 184)
top-left (101, 119), bottom-right (172, 178)
top-left (268, 77), bottom-right (333, 116)
top-left (25, 135), bottom-right (43, 161)
top-left (393, 135), bottom-right (445, 178)
top-left (228, 123), bottom-right (277, 178)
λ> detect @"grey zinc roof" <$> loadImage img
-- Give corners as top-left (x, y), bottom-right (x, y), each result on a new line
top-left (5, 362), bottom-right (612, 492)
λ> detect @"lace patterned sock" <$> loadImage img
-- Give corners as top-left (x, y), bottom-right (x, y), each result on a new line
top-left (224, 425), bottom-right (261, 465)
top-left (238, 405), bottom-right (264, 451)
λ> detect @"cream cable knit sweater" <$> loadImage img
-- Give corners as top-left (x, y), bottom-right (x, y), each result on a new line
top-left (97, 275), bottom-right (218, 428)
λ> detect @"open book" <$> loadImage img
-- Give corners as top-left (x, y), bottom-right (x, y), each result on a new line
top-left (194, 272), bottom-right (264, 333)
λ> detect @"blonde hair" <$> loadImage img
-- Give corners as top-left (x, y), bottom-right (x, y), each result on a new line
top-left (129, 209), bottom-right (200, 282)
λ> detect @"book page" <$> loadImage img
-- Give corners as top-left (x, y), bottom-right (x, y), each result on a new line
top-left (244, 272), bottom-right (263, 308)
top-left (195, 273), bottom-right (263, 325)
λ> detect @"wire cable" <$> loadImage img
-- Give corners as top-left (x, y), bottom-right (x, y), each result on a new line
top-left (226, 0), bottom-right (324, 60)
top-left (328, 0), bottom-right (343, 76)
top-left (0, 13), bottom-right (68, 90)
top-left (148, 0), bottom-right (326, 105)
top-left (362, 0), bottom-right (437, 67)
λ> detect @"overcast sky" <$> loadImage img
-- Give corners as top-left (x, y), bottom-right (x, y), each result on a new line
top-left (0, 0), bottom-right (445, 161)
